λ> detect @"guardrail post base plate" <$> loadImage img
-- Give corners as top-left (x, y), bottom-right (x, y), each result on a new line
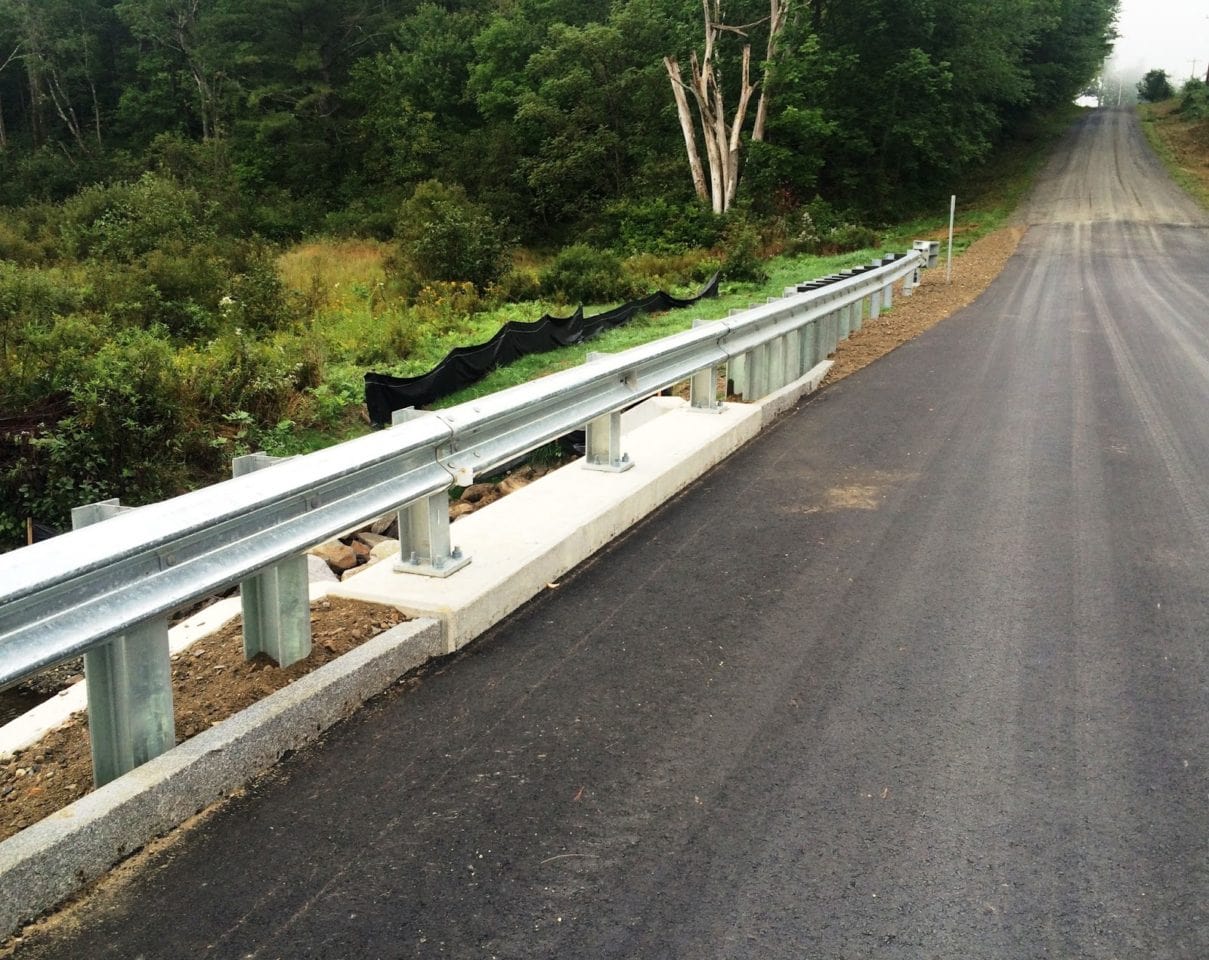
top-left (233, 453), bottom-right (312, 667)
top-left (72, 499), bottom-right (175, 787)
top-left (394, 493), bottom-right (471, 578)
top-left (584, 410), bottom-right (634, 473)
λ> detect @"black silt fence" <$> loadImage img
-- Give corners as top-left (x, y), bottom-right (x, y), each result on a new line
top-left (364, 273), bottom-right (720, 426)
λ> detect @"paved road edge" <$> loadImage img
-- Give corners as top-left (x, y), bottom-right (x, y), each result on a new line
top-left (0, 617), bottom-right (442, 940)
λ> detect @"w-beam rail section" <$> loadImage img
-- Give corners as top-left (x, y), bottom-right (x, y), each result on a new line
top-left (0, 248), bottom-right (929, 786)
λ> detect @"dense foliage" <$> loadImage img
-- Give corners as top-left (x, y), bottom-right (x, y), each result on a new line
top-left (1136, 69), bottom-right (1174, 104)
top-left (0, 0), bottom-right (1119, 227)
top-left (0, 0), bottom-right (1119, 543)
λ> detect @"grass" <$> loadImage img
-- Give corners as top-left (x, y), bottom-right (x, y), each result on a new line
top-left (1138, 100), bottom-right (1209, 210)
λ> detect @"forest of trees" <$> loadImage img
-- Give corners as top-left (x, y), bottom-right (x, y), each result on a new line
top-left (0, 0), bottom-right (1118, 234)
top-left (0, 0), bottom-right (1119, 544)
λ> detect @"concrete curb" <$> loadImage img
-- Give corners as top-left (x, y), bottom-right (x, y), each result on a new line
top-left (0, 617), bottom-right (441, 939)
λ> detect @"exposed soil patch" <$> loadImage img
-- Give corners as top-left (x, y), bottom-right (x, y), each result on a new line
top-left (823, 226), bottom-right (1026, 385)
top-left (0, 597), bottom-right (405, 844)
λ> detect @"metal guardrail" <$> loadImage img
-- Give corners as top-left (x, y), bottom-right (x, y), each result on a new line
top-left (0, 247), bottom-right (929, 785)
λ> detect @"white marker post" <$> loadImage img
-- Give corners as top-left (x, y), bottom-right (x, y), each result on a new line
top-left (946, 195), bottom-right (956, 285)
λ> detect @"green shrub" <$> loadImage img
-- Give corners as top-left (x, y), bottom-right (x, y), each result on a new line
top-left (490, 267), bottom-right (543, 304)
top-left (394, 180), bottom-right (512, 292)
top-left (622, 250), bottom-right (719, 293)
top-left (0, 266), bottom-right (86, 400)
top-left (59, 172), bottom-right (217, 263)
top-left (1, 327), bottom-right (192, 538)
top-left (1181, 78), bottom-right (1209, 119)
top-left (719, 218), bottom-right (768, 284)
top-left (83, 258), bottom-right (222, 340)
top-left (176, 329), bottom-right (304, 423)
top-left (222, 245), bottom-right (298, 333)
top-left (600, 197), bottom-right (727, 255)
top-left (540, 244), bottom-right (633, 304)
top-left (785, 198), bottom-right (878, 255)
top-left (1137, 69), bottom-right (1174, 104)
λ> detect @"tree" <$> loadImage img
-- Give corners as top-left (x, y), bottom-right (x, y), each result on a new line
top-left (1136, 68), bottom-right (1173, 103)
top-left (664, 0), bottom-right (789, 214)
top-left (116, 0), bottom-right (228, 140)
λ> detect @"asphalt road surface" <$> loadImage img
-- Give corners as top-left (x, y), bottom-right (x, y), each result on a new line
top-left (12, 108), bottom-right (1209, 959)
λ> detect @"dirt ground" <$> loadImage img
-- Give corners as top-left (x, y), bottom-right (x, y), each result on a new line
top-left (823, 226), bottom-right (1026, 385)
top-left (0, 228), bottom-right (1021, 848)
top-left (0, 598), bottom-right (405, 844)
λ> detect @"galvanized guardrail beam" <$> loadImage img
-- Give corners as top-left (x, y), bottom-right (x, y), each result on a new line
top-left (0, 247), bottom-right (927, 783)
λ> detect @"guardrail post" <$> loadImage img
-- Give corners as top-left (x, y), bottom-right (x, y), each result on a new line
top-left (801, 317), bottom-right (818, 370)
top-left (850, 299), bottom-right (863, 333)
top-left (784, 328), bottom-right (802, 381)
top-left (837, 299), bottom-right (851, 340)
top-left (71, 500), bottom-right (175, 788)
top-left (768, 336), bottom-right (787, 392)
top-left (689, 320), bottom-right (723, 412)
top-left (726, 310), bottom-right (748, 397)
top-left (583, 353), bottom-right (636, 472)
top-left (749, 342), bottom-right (770, 399)
top-left (390, 408), bottom-right (470, 577)
top-left (232, 453), bottom-right (311, 667)
top-left (690, 365), bottom-right (722, 411)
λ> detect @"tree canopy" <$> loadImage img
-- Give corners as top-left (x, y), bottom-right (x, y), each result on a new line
top-left (0, 0), bottom-right (1120, 233)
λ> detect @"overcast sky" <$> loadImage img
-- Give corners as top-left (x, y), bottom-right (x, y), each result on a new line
top-left (1110, 0), bottom-right (1209, 82)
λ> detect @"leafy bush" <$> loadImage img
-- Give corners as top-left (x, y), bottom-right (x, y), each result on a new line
top-left (0, 266), bottom-right (86, 402)
top-left (489, 268), bottom-right (543, 304)
top-left (540, 244), bottom-right (634, 303)
top-left (222, 245), bottom-right (299, 332)
top-left (785, 198), bottom-right (878, 255)
top-left (1, 327), bottom-right (192, 538)
top-left (622, 250), bottom-right (720, 292)
top-left (599, 197), bottom-right (727, 255)
top-left (718, 218), bottom-right (768, 284)
top-left (1181, 78), bottom-right (1209, 119)
top-left (176, 329), bottom-right (306, 423)
top-left (83, 257), bottom-right (223, 340)
top-left (59, 172), bottom-right (217, 263)
top-left (394, 180), bottom-right (512, 292)
top-left (1137, 69), bottom-right (1174, 104)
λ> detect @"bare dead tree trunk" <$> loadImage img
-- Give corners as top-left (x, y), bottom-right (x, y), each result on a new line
top-left (42, 63), bottom-right (88, 152)
top-left (664, 55), bottom-right (709, 204)
top-left (665, 0), bottom-right (789, 214)
top-left (77, 14), bottom-right (103, 149)
top-left (25, 58), bottom-right (43, 147)
top-left (752, 0), bottom-right (788, 143)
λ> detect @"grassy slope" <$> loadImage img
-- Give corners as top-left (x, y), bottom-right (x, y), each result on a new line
top-left (1138, 100), bottom-right (1209, 210)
